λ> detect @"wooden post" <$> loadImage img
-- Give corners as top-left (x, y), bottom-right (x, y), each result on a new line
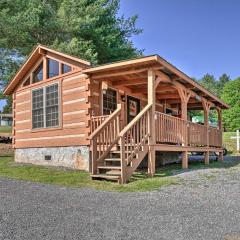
top-left (92, 138), bottom-right (98, 174)
top-left (182, 151), bottom-right (188, 169)
top-left (176, 87), bottom-right (191, 169)
top-left (217, 107), bottom-right (223, 148)
top-left (147, 69), bottom-right (156, 177)
top-left (43, 55), bottom-right (47, 81)
top-left (120, 137), bottom-right (127, 184)
top-left (202, 100), bottom-right (211, 165)
top-left (204, 151), bottom-right (210, 165)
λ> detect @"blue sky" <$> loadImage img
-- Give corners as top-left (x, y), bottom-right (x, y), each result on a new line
top-left (1, 0), bottom-right (239, 111)
top-left (119, 0), bottom-right (240, 80)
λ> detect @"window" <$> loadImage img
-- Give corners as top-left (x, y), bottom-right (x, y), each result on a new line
top-left (47, 59), bottom-right (59, 78)
top-left (62, 64), bottom-right (71, 74)
top-left (102, 88), bottom-right (117, 115)
top-left (32, 83), bottom-right (59, 129)
top-left (33, 62), bottom-right (43, 83)
top-left (46, 84), bottom-right (59, 127)
top-left (32, 88), bottom-right (44, 128)
top-left (23, 77), bottom-right (30, 87)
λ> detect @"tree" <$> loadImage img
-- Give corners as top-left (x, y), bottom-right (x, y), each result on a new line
top-left (0, 0), bottom-right (142, 111)
top-left (221, 78), bottom-right (240, 131)
top-left (198, 74), bottom-right (219, 96)
top-left (218, 73), bottom-right (231, 95)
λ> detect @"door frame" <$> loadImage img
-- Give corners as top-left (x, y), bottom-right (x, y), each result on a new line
top-left (126, 95), bottom-right (141, 123)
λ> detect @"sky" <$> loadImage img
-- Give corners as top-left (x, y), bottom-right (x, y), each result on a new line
top-left (1, 0), bottom-right (239, 111)
top-left (119, 0), bottom-right (240, 80)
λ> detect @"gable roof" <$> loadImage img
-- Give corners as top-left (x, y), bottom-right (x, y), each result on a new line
top-left (3, 44), bottom-right (91, 95)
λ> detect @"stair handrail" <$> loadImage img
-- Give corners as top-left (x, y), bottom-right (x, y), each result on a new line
top-left (119, 104), bottom-right (152, 183)
top-left (119, 104), bottom-right (152, 137)
top-left (88, 104), bottom-right (122, 175)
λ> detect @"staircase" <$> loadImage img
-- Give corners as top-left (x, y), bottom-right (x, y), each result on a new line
top-left (89, 104), bottom-right (152, 184)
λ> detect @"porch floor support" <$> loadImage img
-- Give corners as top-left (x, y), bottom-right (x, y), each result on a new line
top-left (182, 151), bottom-right (188, 169)
top-left (204, 151), bottom-right (210, 165)
top-left (147, 69), bottom-right (156, 177)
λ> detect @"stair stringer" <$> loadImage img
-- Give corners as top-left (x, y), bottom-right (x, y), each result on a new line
top-left (125, 145), bottom-right (149, 182)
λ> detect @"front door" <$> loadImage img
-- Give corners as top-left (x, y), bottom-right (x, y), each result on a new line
top-left (127, 96), bottom-right (140, 123)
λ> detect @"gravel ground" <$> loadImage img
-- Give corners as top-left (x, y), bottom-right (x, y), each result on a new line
top-left (1, 156), bottom-right (240, 240)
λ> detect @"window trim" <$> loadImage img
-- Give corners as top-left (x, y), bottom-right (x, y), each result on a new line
top-left (31, 81), bottom-right (62, 132)
top-left (101, 87), bottom-right (118, 116)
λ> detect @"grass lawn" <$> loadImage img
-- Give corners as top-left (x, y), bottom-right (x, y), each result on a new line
top-left (0, 155), bottom-right (238, 192)
top-left (0, 126), bottom-right (12, 133)
top-left (223, 132), bottom-right (240, 155)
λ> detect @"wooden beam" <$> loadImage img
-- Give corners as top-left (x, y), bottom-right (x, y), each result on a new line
top-left (112, 79), bottom-right (147, 87)
top-left (147, 69), bottom-right (156, 177)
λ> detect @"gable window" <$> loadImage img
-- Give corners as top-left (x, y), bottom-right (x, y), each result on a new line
top-left (32, 83), bottom-right (59, 129)
top-left (102, 88), bottom-right (117, 115)
top-left (47, 59), bottom-right (59, 78)
top-left (62, 64), bottom-right (71, 74)
top-left (33, 62), bottom-right (43, 83)
top-left (23, 77), bottom-right (30, 87)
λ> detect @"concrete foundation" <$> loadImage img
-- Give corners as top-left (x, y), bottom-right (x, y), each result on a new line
top-left (15, 146), bottom-right (90, 171)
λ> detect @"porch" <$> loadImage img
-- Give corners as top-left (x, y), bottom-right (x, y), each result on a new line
top-left (85, 55), bottom-right (229, 183)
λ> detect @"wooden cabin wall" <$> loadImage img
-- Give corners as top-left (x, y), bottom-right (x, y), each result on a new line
top-left (13, 71), bottom-right (91, 149)
top-left (88, 79), bottom-right (164, 120)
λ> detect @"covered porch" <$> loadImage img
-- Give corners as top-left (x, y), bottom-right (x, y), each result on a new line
top-left (85, 55), bottom-right (229, 183)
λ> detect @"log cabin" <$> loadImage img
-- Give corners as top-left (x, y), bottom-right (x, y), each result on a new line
top-left (4, 45), bottom-right (229, 183)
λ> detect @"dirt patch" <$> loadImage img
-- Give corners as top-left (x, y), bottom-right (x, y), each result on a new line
top-left (0, 144), bottom-right (13, 156)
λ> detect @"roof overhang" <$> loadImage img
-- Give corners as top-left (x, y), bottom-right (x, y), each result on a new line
top-left (3, 44), bottom-right (91, 95)
top-left (83, 55), bottom-right (230, 109)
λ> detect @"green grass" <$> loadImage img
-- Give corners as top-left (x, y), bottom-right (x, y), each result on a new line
top-left (0, 156), bottom-right (177, 192)
top-left (0, 155), bottom-right (239, 192)
top-left (223, 132), bottom-right (240, 155)
top-left (0, 126), bottom-right (12, 133)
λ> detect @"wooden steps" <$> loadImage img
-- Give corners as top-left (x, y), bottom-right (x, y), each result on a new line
top-left (91, 174), bottom-right (120, 181)
top-left (97, 166), bottom-right (121, 170)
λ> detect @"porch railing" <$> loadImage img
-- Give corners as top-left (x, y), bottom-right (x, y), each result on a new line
top-left (188, 122), bottom-right (208, 146)
top-left (209, 126), bottom-right (222, 147)
top-left (90, 115), bottom-right (110, 133)
top-left (88, 104), bottom-right (122, 174)
top-left (155, 111), bottom-right (222, 148)
top-left (155, 111), bottom-right (186, 145)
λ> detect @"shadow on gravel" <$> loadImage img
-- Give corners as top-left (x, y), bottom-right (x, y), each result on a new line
top-left (131, 155), bottom-right (240, 182)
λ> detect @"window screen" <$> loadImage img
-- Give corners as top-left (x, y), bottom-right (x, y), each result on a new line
top-left (62, 64), bottom-right (71, 74)
top-left (33, 63), bottom-right (43, 83)
top-left (32, 88), bottom-right (44, 128)
top-left (102, 88), bottom-right (117, 115)
top-left (46, 84), bottom-right (59, 127)
top-left (47, 59), bottom-right (59, 78)
top-left (32, 84), bottom-right (59, 129)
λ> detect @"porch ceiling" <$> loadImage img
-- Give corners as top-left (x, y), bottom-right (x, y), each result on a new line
top-left (84, 55), bottom-right (229, 110)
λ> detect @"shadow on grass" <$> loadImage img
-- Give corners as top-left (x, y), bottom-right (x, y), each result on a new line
top-left (129, 155), bottom-right (240, 183)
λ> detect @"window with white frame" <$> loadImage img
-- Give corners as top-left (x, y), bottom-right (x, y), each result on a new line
top-left (32, 83), bottom-right (59, 129)
top-left (102, 88), bottom-right (117, 115)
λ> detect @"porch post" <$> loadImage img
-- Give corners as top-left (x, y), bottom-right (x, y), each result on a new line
top-left (177, 87), bottom-right (191, 169)
top-left (147, 69), bottom-right (156, 177)
top-left (217, 107), bottom-right (224, 162)
top-left (202, 100), bottom-right (211, 165)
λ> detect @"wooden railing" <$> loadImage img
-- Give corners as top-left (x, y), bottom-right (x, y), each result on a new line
top-left (155, 111), bottom-right (186, 145)
top-left (188, 122), bottom-right (208, 146)
top-left (88, 104), bottom-right (121, 174)
top-left (90, 115), bottom-right (109, 133)
top-left (155, 111), bottom-right (222, 148)
top-left (209, 127), bottom-right (222, 147)
top-left (119, 104), bottom-right (152, 183)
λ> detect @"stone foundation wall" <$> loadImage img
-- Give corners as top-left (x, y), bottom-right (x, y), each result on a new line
top-left (15, 146), bottom-right (90, 171)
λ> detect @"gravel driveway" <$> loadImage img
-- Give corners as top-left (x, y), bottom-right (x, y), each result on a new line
top-left (1, 157), bottom-right (240, 240)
